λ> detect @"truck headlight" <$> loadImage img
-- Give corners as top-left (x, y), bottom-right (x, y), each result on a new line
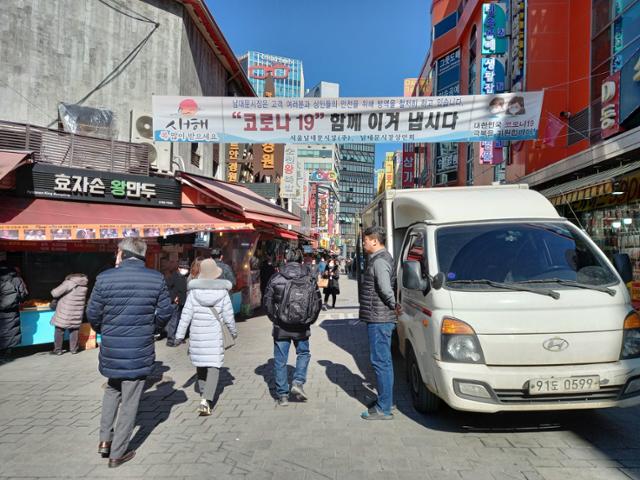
top-left (441, 317), bottom-right (485, 364)
top-left (621, 312), bottom-right (640, 360)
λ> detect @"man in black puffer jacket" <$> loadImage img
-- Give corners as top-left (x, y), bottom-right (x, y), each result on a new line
top-left (0, 262), bottom-right (28, 355)
top-left (263, 249), bottom-right (321, 406)
top-left (86, 238), bottom-right (173, 468)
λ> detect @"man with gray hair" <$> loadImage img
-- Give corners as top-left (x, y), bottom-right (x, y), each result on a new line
top-left (87, 238), bottom-right (173, 468)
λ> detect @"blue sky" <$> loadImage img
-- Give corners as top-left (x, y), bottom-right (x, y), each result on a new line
top-left (208, 0), bottom-right (431, 170)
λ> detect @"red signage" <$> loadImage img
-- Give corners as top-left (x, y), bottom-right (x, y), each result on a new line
top-left (401, 149), bottom-right (415, 189)
top-left (248, 64), bottom-right (290, 80)
top-left (601, 71), bottom-right (623, 139)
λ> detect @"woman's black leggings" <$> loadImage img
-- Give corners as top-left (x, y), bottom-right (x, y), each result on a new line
top-left (324, 292), bottom-right (336, 307)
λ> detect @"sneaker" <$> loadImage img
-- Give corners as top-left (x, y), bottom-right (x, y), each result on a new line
top-left (277, 395), bottom-right (289, 407)
top-left (361, 407), bottom-right (394, 421)
top-left (321, 304), bottom-right (328, 311)
top-left (197, 399), bottom-right (211, 416)
top-left (366, 399), bottom-right (397, 412)
top-left (290, 382), bottom-right (308, 401)
top-left (50, 350), bottom-right (63, 356)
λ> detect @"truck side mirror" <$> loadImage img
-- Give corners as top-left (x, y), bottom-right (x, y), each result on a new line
top-left (403, 261), bottom-right (429, 292)
top-left (613, 253), bottom-right (633, 284)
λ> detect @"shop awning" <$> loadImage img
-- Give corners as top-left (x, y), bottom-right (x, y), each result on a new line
top-left (0, 197), bottom-right (253, 241)
top-left (179, 172), bottom-right (301, 226)
top-left (540, 160), bottom-right (640, 206)
top-left (0, 150), bottom-right (31, 181)
top-left (274, 228), bottom-right (298, 240)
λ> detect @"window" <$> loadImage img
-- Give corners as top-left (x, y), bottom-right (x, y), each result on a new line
top-left (436, 222), bottom-right (617, 286)
top-left (468, 25), bottom-right (477, 95)
top-left (466, 143), bottom-right (474, 185)
top-left (190, 143), bottom-right (201, 169)
top-left (402, 229), bottom-right (428, 283)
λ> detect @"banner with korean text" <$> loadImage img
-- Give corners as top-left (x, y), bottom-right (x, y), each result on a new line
top-left (152, 92), bottom-right (544, 144)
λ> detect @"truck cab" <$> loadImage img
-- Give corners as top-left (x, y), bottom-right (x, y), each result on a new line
top-left (362, 185), bottom-right (640, 413)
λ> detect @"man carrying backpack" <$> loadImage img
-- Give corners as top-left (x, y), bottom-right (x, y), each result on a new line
top-left (263, 248), bottom-right (322, 406)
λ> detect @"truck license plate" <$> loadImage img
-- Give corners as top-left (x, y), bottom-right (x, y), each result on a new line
top-left (528, 376), bottom-right (600, 395)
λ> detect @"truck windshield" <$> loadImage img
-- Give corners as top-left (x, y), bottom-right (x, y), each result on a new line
top-left (436, 222), bottom-right (618, 288)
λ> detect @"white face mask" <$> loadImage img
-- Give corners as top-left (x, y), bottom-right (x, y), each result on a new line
top-left (179, 268), bottom-right (189, 276)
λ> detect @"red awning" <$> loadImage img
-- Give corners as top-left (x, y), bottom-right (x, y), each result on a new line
top-left (179, 172), bottom-right (301, 226)
top-left (274, 228), bottom-right (298, 240)
top-left (0, 150), bottom-right (30, 180)
top-left (0, 197), bottom-right (253, 241)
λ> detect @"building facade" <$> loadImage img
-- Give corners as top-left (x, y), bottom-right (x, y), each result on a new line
top-left (0, 0), bottom-right (254, 179)
top-left (306, 81), bottom-right (340, 98)
top-left (338, 143), bottom-right (375, 255)
top-left (239, 51), bottom-right (305, 98)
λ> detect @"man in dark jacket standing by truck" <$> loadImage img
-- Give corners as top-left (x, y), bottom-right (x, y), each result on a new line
top-left (263, 249), bottom-right (321, 406)
top-left (86, 238), bottom-right (173, 468)
top-left (359, 226), bottom-right (400, 420)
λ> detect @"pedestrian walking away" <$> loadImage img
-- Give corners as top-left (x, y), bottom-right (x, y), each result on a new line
top-left (210, 248), bottom-right (236, 289)
top-left (175, 258), bottom-right (238, 417)
top-left (0, 261), bottom-right (28, 357)
top-left (263, 248), bottom-right (321, 406)
top-left (50, 273), bottom-right (89, 355)
top-left (358, 226), bottom-right (400, 421)
top-left (86, 238), bottom-right (173, 468)
top-left (163, 258), bottom-right (188, 347)
top-left (322, 258), bottom-right (340, 309)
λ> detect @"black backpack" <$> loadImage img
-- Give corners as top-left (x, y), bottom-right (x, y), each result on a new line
top-left (278, 275), bottom-right (320, 327)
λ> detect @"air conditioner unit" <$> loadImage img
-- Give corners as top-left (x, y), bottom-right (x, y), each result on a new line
top-left (435, 173), bottom-right (449, 185)
top-left (130, 111), bottom-right (171, 172)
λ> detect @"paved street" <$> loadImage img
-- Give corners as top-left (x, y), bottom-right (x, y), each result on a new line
top-left (1, 278), bottom-right (640, 479)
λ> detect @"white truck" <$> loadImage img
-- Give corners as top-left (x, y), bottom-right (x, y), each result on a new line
top-left (361, 184), bottom-right (640, 413)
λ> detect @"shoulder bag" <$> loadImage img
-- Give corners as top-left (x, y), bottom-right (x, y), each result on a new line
top-left (208, 306), bottom-right (236, 350)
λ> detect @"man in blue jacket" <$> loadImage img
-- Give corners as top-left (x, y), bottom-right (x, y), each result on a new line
top-left (86, 238), bottom-right (173, 468)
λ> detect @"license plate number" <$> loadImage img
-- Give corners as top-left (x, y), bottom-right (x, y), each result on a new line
top-left (528, 376), bottom-right (600, 395)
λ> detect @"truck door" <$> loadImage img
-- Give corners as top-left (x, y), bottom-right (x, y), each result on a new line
top-left (398, 226), bottom-right (434, 377)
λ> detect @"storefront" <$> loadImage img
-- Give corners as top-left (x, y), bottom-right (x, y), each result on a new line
top-left (542, 160), bottom-right (640, 304)
top-left (0, 161), bottom-right (252, 347)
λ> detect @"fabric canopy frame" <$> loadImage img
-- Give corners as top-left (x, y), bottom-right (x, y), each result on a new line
top-left (0, 197), bottom-right (253, 242)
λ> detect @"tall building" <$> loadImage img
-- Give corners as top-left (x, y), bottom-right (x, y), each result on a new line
top-left (305, 81), bottom-right (340, 98)
top-left (239, 51), bottom-right (304, 98)
top-left (338, 143), bottom-right (376, 255)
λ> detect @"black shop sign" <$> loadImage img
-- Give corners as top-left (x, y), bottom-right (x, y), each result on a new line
top-left (16, 164), bottom-right (182, 208)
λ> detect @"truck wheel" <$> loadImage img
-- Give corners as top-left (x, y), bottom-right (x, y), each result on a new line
top-left (406, 347), bottom-right (440, 413)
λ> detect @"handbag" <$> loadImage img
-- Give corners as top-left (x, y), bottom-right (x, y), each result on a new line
top-left (317, 275), bottom-right (329, 289)
top-left (208, 306), bottom-right (236, 350)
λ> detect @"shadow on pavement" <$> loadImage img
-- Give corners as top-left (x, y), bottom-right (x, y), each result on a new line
top-left (182, 366), bottom-right (235, 406)
top-left (255, 358), bottom-right (295, 400)
top-left (317, 359), bottom-right (373, 407)
top-left (129, 362), bottom-right (188, 451)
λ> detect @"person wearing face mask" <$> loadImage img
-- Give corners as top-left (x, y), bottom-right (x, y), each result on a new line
top-left (321, 257), bottom-right (340, 310)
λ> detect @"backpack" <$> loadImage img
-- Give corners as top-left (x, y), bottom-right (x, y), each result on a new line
top-left (277, 275), bottom-right (320, 327)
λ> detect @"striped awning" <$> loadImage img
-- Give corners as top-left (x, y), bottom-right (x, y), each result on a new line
top-left (540, 161), bottom-right (640, 206)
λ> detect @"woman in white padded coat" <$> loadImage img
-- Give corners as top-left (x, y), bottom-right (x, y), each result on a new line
top-left (176, 258), bottom-right (238, 416)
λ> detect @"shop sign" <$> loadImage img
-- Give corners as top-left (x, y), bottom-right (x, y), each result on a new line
top-left (481, 57), bottom-right (506, 94)
top-left (261, 143), bottom-right (275, 169)
top-left (511, 0), bottom-right (526, 84)
top-left (573, 170), bottom-right (640, 212)
top-left (317, 187), bottom-right (329, 230)
top-left (482, 3), bottom-right (507, 55)
top-left (16, 164), bottom-right (181, 208)
top-left (401, 149), bottom-right (415, 189)
top-left (436, 49), bottom-right (461, 96)
top-left (479, 140), bottom-right (504, 165)
top-left (435, 143), bottom-right (458, 173)
top-left (280, 145), bottom-right (297, 199)
top-left (227, 143), bottom-right (239, 182)
top-left (385, 157), bottom-right (394, 190)
top-left (620, 54), bottom-right (640, 123)
top-left (309, 169), bottom-right (338, 182)
top-left (601, 71), bottom-right (622, 139)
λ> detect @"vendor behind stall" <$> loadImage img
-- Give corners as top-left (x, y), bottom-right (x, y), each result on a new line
top-left (0, 261), bottom-right (28, 355)
top-left (50, 273), bottom-right (89, 355)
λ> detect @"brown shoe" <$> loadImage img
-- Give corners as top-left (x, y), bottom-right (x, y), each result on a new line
top-left (108, 450), bottom-right (136, 468)
top-left (98, 441), bottom-right (111, 457)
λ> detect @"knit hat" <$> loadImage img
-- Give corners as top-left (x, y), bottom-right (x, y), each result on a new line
top-left (198, 258), bottom-right (222, 280)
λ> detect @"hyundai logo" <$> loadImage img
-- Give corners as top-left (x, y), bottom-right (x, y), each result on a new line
top-left (543, 337), bottom-right (569, 352)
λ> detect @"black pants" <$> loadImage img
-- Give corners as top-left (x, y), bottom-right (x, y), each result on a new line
top-left (54, 327), bottom-right (79, 353)
top-left (324, 292), bottom-right (336, 307)
top-left (165, 304), bottom-right (182, 342)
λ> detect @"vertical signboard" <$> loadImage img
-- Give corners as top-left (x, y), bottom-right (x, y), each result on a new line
top-left (227, 143), bottom-right (239, 182)
top-left (384, 157), bottom-right (394, 190)
top-left (261, 143), bottom-right (275, 169)
top-left (401, 149), bottom-right (415, 189)
top-left (511, 0), bottom-right (526, 86)
top-left (601, 71), bottom-right (623, 139)
top-left (280, 145), bottom-right (297, 198)
top-left (482, 3), bottom-right (507, 55)
top-left (481, 57), bottom-right (506, 94)
top-left (479, 141), bottom-right (504, 165)
top-left (436, 49), bottom-right (461, 96)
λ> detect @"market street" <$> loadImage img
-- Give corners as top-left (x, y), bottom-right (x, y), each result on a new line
top-left (0, 278), bottom-right (639, 480)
